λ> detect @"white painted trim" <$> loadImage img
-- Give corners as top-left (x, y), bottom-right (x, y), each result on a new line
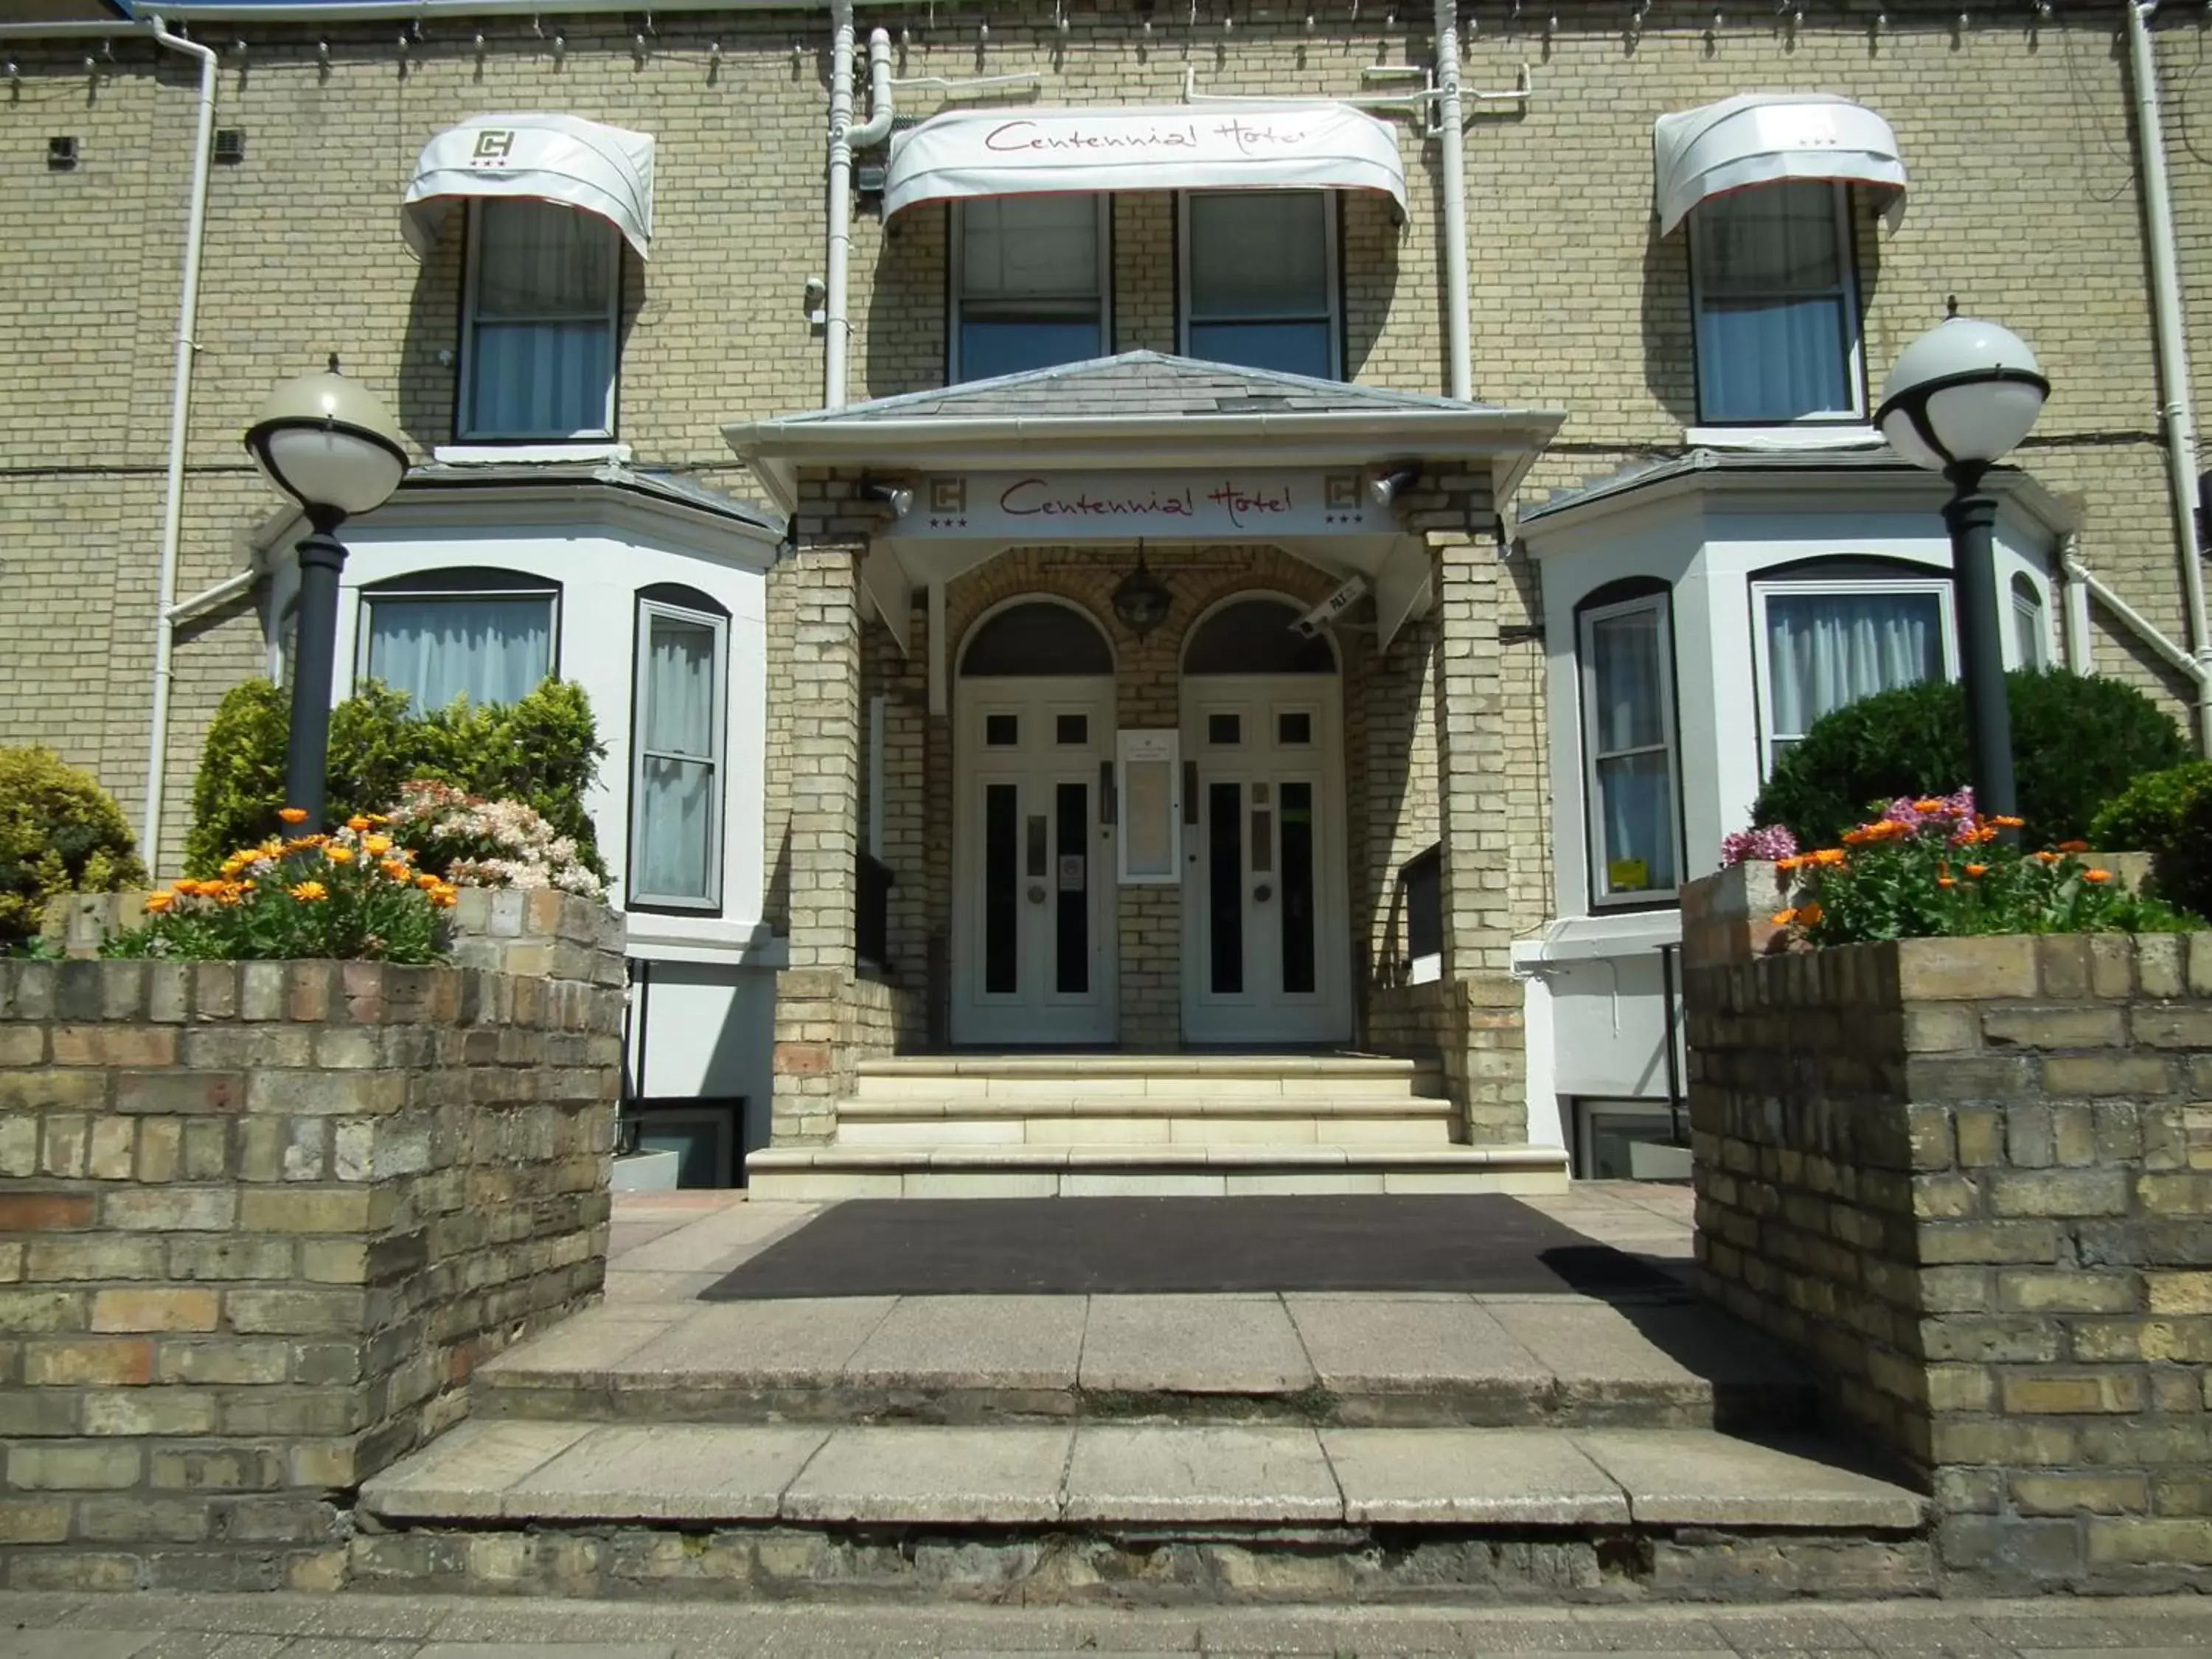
top-left (1577, 590), bottom-right (1685, 910)
top-left (629, 596), bottom-right (730, 912)
top-left (1178, 189), bottom-right (1343, 380)
top-left (1681, 425), bottom-right (1879, 451)
top-left (433, 442), bottom-right (634, 465)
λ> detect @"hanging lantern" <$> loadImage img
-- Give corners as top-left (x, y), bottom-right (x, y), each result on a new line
top-left (1111, 544), bottom-right (1172, 638)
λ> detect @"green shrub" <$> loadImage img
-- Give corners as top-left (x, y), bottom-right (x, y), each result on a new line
top-left (2090, 760), bottom-right (2212, 919)
top-left (0, 748), bottom-right (147, 949)
top-left (185, 678), bottom-right (609, 880)
top-left (1752, 669), bottom-right (2191, 849)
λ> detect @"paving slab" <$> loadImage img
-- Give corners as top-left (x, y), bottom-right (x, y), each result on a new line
top-left (1077, 1295), bottom-right (1314, 1394)
top-left (1062, 1424), bottom-right (1340, 1523)
top-left (363, 1419), bottom-right (594, 1518)
top-left (612, 1203), bottom-right (821, 1275)
top-left (415, 1648), bottom-right (677, 1659)
top-left (1572, 1430), bottom-right (1927, 1528)
top-left (504, 1423), bottom-right (829, 1521)
top-left (1321, 1426), bottom-right (1630, 1523)
top-left (1285, 1296), bottom-right (1552, 1397)
top-left (611, 1296), bottom-right (897, 1383)
top-left (840, 1295), bottom-right (1087, 1390)
top-left (1484, 1301), bottom-right (1792, 1388)
top-left (781, 1425), bottom-right (1074, 1523)
top-left (476, 1306), bottom-right (686, 1380)
top-left (0, 1638), bottom-right (159, 1659)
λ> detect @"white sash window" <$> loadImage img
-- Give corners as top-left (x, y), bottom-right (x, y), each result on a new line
top-left (1579, 592), bottom-right (1682, 906)
top-left (952, 197), bottom-right (1107, 383)
top-left (630, 595), bottom-right (728, 910)
top-left (462, 200), bottom-right (621, 441)
top-left (1690, 182), bottom-right (1861, 425)
top-left (1753, 578), bottom-right (1955, 774)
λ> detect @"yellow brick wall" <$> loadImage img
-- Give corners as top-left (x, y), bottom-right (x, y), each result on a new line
top-left (2, 3), bottom-right (2208, 888)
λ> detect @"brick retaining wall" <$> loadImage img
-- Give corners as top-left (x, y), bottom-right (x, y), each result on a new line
top-left (1687, 923), bottom-right (2212, 1593)
top-left (0, 893), bottom-right (625, 1592)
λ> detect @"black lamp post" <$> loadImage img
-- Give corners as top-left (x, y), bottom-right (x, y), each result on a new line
top-left (243, 358), bottom-right (408, 830)
top-left (1874, 313), bottom-right (2051, 831)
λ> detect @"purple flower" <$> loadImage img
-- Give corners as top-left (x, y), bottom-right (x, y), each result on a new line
top-left (1720, 824), bottom-right (1800, 867)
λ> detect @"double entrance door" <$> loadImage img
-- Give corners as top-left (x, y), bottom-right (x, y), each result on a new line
top-left (1180, 676), bottom-right (1352, 1046)
top-left (951, 676), bottom-right (1117, 1046)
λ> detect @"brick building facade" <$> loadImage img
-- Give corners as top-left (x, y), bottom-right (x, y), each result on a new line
top-left (1, 0), bottom-right (2208, 1189)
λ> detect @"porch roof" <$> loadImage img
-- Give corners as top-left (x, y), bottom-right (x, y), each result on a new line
top-left (724, 352), bottom-right (1565, 515)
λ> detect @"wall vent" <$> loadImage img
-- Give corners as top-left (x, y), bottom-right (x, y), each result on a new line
top-left (213, 129), bottom-right (246, 166)
top-left (46, 136), bottom-right (77, 171)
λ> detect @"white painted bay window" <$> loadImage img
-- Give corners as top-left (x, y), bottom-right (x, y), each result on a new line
top-left (1690, 182), bottom-right (1860, 425)
top-left (358, 568), bottom-right (558, 711)
top-left (1753, 576), bottom-right (1955, 774)
top-left (1579, 591), bottom-right (1682, 906)
top-left (953, 197), bottom-right (1107, 382)
top-left (1181, 190), bottom-right (1338, 380)
top-left (630, 588), bottom-right (728, 911)
top-left (461, 200), bottom-right (621, 441)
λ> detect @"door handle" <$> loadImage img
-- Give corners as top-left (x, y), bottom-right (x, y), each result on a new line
top-left (1027, 884), bottom-right (1048, 905)
top-left (1253, 883), bottom-right (1273, 902)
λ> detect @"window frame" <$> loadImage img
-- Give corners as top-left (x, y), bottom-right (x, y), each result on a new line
top-left (1576, 588), bottom-right (1686, 913)
top-left (1749, 574), bottom-right (1958, 779)
top-left (1687, 181), bottom-right (1864, 428)
top-left (627, 589), bottom-right (730, 914)
top-left (1178, 188), bottom-right (1342, 380)
top-left (2011, 572), bottom-right (2051, 669)
top-left (457, 198), bottom-right (623, 444)
top-left (948, 195), bottom-right (1112, 384)
top-left (352, 566), bottom-right (561, 705)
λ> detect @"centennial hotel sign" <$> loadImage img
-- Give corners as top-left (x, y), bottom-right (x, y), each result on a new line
top-left (896, 471), bottom-right (1397, 540)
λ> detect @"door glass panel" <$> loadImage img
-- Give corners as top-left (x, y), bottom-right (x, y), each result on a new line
top-left (1208, 713), bottom-right (1241, 746)
top-left (1281, 782), bottom-right (1316, 995)
top-left (1055, 782), bottom-right (1088, 995)
top-left (1056, 714), bottom-right (1088, 745)
top-left (986, 714), bottom-right (1018, 746)
top-left (1251, 809), bottom-right (1273, 874)
top-left (985, 785), bottom-right (1018, 994)
top-left (1026, 814), bottom-right (1048, 878)
top-left (1278, 712), bottom-right (1312, 745)
top-left (1208, 781), bottom-right (1243, 995)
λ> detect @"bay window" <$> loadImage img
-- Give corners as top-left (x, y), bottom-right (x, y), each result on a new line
top-left (1753, 576), bottom-right (1955, 774)
top-left (1690, 181), bottom-right (1861, 425)
top-left (358, 568), bottom-right (558, 711)
top-left (952, 197), bottom-right (1107, 382)
top-left (630, 587), bottom-right (728, 911)
top-left (2012, 574), bottom-right (2051, 669)
top-left (460, 199), bottom-right (622, 441)
top-left (1182, 190), bottom-right (1338, 380)
top-left (1579, 590), bottom-right (1682, 906)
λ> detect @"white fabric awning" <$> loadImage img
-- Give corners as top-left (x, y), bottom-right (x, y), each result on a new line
top-left (403, 114), bottom-right (656, 259)
top-left (883, 103), bottom-right (1408, 218)
top-left (1652, 93), bottom-right (1906, 236)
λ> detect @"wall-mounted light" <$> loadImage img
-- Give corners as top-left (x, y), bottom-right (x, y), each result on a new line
top-left (1368, 465), bottom-right (1421, 507)
top-left (863, 479), bottom-right (914, 518)
top-left (1112, 544), bottom-right (1172, 637)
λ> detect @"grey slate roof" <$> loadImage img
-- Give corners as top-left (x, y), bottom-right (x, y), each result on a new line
top-left (770, 351), bottom-right (1517, 425)
top-left (399, 460), bottom-right (783, 535)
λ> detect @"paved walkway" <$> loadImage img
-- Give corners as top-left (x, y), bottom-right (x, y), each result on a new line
top-left (8, 1589), bottom-right (2212, 1658)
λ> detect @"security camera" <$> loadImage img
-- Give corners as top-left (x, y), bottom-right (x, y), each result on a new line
top-left (1291, 573), bottom-right (1370, 639)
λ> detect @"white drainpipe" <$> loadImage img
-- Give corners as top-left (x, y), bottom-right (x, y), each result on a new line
top-left (1433, 0), bottom-right (1471, 401)
top-left (823, 7), bottom-right (892, 410)
top-left (2126, 0), bottom-right (2212, 755)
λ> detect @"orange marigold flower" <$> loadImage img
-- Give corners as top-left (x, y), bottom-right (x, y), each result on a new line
top-left (1843, 828), bottom-right (1871, 846)
top-left (241, 879), bottom-right (256, 891)
top-left (363, 835), bottom-right (392, 857)
top-left (1913, 798), bottom-right (1946, 813)
top-left (1992, 815), bottom-right (2025, 830)
top-left (346, 815), bottom-right (372, 832)
top-left (1815, 848), bottom-right (1847, 866)
top-left (368, 813), bottom-right (390, 826)
top-left (1798, 901), bottom-right (1824, 926)
top-left (2084, 869), bottom-right (2114, 884)
top-left (381, 860), bottom-right (411, 882)
top-left (289, 880), bottom-right (328, 902)
top-left (216, 884), bottom-right (246, 907)
top-left (1966, 863), bottom-right (1989, 878)
top-left (277, 807), bottom-right (309, 824)
top-left (2035, 850), bottom-right (2062, 864)
top-left (1771, 908), bottom-right (1800, 928)
top-left (326, 846), bottom-right (355, 865)
top-left (414, 872), bottom-right (441, 891)
top-left (1938, 877), bottom-right (1956, 888)
top-left (2057, 839), bottom-right (2090, 854)
top-left (1775, 855), bottom-right (1804, 872)
top-left (143, 890), bottom-right (175, 914)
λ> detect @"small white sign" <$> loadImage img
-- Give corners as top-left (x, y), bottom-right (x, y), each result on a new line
top-left (1117, 728), bottom-right (1182, 886)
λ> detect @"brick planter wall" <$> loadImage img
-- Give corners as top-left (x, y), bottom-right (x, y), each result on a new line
top-left (1686, 922), bottom-right (2212, 1593)
top-left (0, 893), bottom-right (625, 1593)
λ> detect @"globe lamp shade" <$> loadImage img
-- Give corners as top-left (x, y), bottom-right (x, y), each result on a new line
top-left (244, 364), bottom-right (408, 520)
top-left (1874, 316), bottom-right (2049, 473)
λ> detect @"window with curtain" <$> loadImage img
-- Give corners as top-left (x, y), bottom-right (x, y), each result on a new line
top-left (631, 594), bottom-right (727, 910)
top-left (358, 571), bottom-right (557, 711)
top-left (2012, 574), bottom-right (2050, 669)
top-left (1754, 580), bottom-right (1953, 773)
top-left (462, 199), bottom-right (621, 440)
top-left (953, 197), bottom-right (1106, 382)
top-left (1690, 181), bottom-right (1860, 425)
top-left (1183, 190), bottom-right (1338, 380)
top-left (1579, 593), bottom-right (1681, 906)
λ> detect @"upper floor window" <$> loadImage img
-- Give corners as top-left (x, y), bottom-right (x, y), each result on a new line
top-left (461, 200), bottom-right (621, 441)
top-left (952, 197), bottom-right (1107, 383)
top-left (630, 587), bottom-right (728, 911)
top-left (1690, 182), bottom-right (1860, 425)
top-left (1181, 190), bottom-right (1338, 380)
top-left (1579, 588), bottom-right (1681, 908)
top-left (359, 568), bottom-right (558, 712)
top-left (1753, 574), bottom-right (1954, 774)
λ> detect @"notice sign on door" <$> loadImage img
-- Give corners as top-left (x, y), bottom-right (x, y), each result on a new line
top-left (1058, 854), bottom-right (1085, 891)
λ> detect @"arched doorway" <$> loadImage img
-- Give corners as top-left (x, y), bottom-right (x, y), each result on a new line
top-left (951, 599), bottom-right (1118, 1046)
top-left (1179, 595), bottom-right (1352, 1046)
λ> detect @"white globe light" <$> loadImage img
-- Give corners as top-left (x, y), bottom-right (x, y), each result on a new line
top-left (244, 362), bottom-right (409, 520)
top-left (1874, 315), bottom-right (2049, 473)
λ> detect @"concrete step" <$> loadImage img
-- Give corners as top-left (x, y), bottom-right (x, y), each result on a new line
top-left (833, 1098), bottom-right (1455, 1150)
top-left (473, 1290), bottom-right (1814, 1431)
top-left (745, 1142), bottom-right (1569, 1199)
top-left (354, 1420), bottom-right (1930, 1602)
top-left (852, 1054), bottom-right (1447, 1104)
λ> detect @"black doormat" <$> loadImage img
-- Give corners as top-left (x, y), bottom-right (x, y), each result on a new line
top-left (702, 1195), bottom-right (1683, 1299)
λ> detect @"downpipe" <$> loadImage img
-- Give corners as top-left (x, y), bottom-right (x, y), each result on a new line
top-left (822, 4), bottom-right (892, 409)
top-left (1433, 0), bottom-right (1471, 400)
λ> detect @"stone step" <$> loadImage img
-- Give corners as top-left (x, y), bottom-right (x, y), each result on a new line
top-left (473, 1290), bottom-right (1814, 1431)
top-left (832, 1099), bottom-right (1455, 1150)
top-left (851, 1054), bottom-right (1447, 1104)
top-left (354, 1420), bottom-right (1930, 1602)
top-left (745, 1142), bottom-right (1569, 1200)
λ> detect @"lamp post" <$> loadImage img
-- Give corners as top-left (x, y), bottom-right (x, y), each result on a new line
top-left (1874, 313), bottom-right (2050, 830)
top-left (243, 358), bottom-right (408, 830)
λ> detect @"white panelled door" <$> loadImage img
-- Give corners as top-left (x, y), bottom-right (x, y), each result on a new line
top-left (952, 676), bottom-right (1119, 1046)
top-left (1180, 675), bottom-right (1351, 1046)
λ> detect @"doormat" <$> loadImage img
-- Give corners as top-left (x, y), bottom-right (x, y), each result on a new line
top-left (701, 1194), bottom-right (1686, 1299)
